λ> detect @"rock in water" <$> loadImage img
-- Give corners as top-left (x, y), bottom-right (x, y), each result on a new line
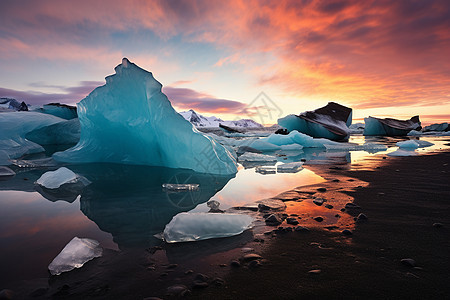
top-left (277, 102), bottom-right (352, 141)
top-left (53, 58), bottom-right (237, 175)
top-left (48, 237), bottom-right (102, 275)
top-left (364, 116), bottom-right (421, 136)
top-left (162, 212), bottom-right (253, 243)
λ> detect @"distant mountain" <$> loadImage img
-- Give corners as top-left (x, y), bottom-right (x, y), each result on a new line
top-left (179, 109), bottom-right (263, 128)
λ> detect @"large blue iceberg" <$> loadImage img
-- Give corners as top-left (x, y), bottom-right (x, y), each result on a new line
top-left (364, 116), bottom-right (421, 136)
top-left (278, 102), bottom-right (352, 141)
top-left (53, 58), bottom-right (237, 175)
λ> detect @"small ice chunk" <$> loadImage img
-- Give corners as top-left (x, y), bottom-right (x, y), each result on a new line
top-left (396, 140), bottom-right (434, 149)
top-left (162, 212), bottom-right (254, 243)
top-left (407, 130), bottom-right (422, 136)
top-left (277, 162), bottom-right (303, 173)
top-left (36, 167), bottom-right (79, 189)
top-left (0, 166), bottom-right (15, 179)
top-left (162, 183), bottom-right (199, 191)
top-left (48, 237), bottom-right (102, 275)
top-left (388, 149), bottom-right (418, 157)
top-left (255, 166), bottom-right (277, 174)
top-left (239, 152), bottom-right (277, 162)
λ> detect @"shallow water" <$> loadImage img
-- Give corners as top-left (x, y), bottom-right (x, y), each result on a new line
top-left (0, 134), bottom-right (448, 285)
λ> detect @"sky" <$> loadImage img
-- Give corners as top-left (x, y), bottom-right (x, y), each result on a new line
top-left (1, 0), bottom-right (449, 125)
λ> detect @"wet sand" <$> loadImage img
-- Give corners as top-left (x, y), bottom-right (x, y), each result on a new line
top-left (5, 151), bottom-right (450, 299)
top-left (195, 151), bottom-right (450, 299)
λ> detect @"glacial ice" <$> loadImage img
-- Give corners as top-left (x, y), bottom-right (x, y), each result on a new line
top-left (37, 103), bottom-right (78, 120)
top-left (396, 140), bottom-right (434, 149)
top-left (278, 102), bottom-right (352, 141)
top-left (162, 183), bottom-right (199, 191)
top-left (349, 122), bottom-right (365, 134)
top-left (26, 118), bottom-right (80, 145)
top-left (407, 130), bottom-right (422, 136)
top-left (423, 123), bottom-right (448, 132)
top-left (0, 112), bottom-right (66, 163)
top-left (36, 167), bottom-right (88, 189)
top-left (238, 152), bottom-right (278, 162)
top-left (364, 116), bottom-right (421, 136)
top-left (53, 58), bottom-right (237, 175)
top-left (262, 131), bottom-right (339, 148)
top-left (162, 212), bottom-right (254, 243)
top-left (388, 149), bottom-right (418, 157)
top-left (277, 162), bottom-right (303, 173)
top-left (48, 237), bottom-right (102, 275)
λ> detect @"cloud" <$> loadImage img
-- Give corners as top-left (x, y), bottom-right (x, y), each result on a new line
top-left (163, 86), bottom-right (247, 113)
top-left (0, 81), bottom-right (104, 106)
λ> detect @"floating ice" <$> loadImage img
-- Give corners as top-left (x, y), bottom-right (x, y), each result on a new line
top-left (37, 103), bottom-right (78, 120)
top-left (36, 167), bottom-right (87, 189)
top-left (423, 123), bottom-right (448, 132)
top-left (277, 162), bottom-right (303, 173)
top-left (364, 116), bottom-right (421, 136)
top-left (349, 122), bottom-right (365, 134)
top-left (0, 112), bottom-right (65, 162)
top-left (162, 183), bottom-right (199, 191)
top-left (162, 212), bottom-right (254, 243)
top-left (396, 140), bottom-right (434, 149)
top-left (324, 142), bottom-right (387, 152)
top-left (53, 58), bottom-right (237, 175)
top-left (278, 102), bottom-right (352, 141)
top-left (26, 118), bottom-right (80, 145)
top-left (255, 166), bottom-right (277, 174)
top-left (262, 130), bottom-right (339, 148)
top-left (48, 237), bottom-right (103, 275)
top-left (0, 166), bottom-right (15, 179)
top-left (388, 149), bottom-right (418, 157)
top-left (407, 130), bottom-right (422, 136)
top-left (238, 152), bottom-right (278, 162)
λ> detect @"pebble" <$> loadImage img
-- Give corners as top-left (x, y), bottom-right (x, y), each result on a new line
top-left (192, 281), bottom-right (209, 289)
top-left (242, 254), bottom-right (263, 262)
top-left (433, 222), bottom-right (443, 228)
top-left (166, 285), bottom-right (190, 297)
top-left (356, 213), bottom-right (368, 222)
top-left (257, 199), bottom-right (287, 211)
top-left (313, 216), bottom-right (324, 222)
top-left (184, 269), bottom-right (194, 275)
top-left (317, 187), bottom-right (327, 192)
top-left (265, 214), bottom-right (283, 226)
top-left (230, 260), bottom-right (241, 267)
top-left (248, 260), bottom-right (261, 268)
top-left (295, 226), bottom-right (309, 232)
top-left (401, 258), bottom-right (416, 267)
top-left (194, 273), bottom-right (209, 282)
top-left (324, 204), bottom-right (333, 209)
top-left (378, 192), bottom-right (385, 196)
top-left (241, 247), bottom-right (254, 253)
top-left (342, 229), bottom-right (353, 235)
top-left (0, 290), bottom-right (14, 300)
top-left (313, 198), bottom-right (324, 206)
top-left (345, 203), bottom-right (361, 209)
top-left (335, 214), bottom-right (341, 218)
top-left (405, 272), bottom-right (419, 279)
top-left (286, 217), bottom-right (299, 225)
top-left (212, 277), bottom-right (225, 286)
top-left (308, 269), bottom-right (321, 275)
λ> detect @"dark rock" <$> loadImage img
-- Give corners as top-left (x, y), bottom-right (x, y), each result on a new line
top-left (275, 128), bottom-right (288, 135)
top-left (335, 214), bottom-right (341, 218)
top-left (257, 199), bottom-right (286, 211)
top-left (184, 269), bottom-right (194, 275)
top-left (143, 297), bottom-right (163, 300)
top-left (329, 166), bottom-right (343, 170)
top-left (194, 273), bottom-right (209, 282)
top-left (356, 213), bottom-right (368, 222)
top-left (212, 277), bottom-right (225, 286)
top-left (300, 158), bottom-right (307, 162)
top-left (166, 285), bottom-right (190, 297)
top-left (219, 264), bottom-right (227, 267)
top-left (0, 290), bottom-right (14, 300)
top-left (332, 179), bottom-right (340, 182)
top-left (230, 260), bottom-right (241, 267)
top-left (285, 226), bottom-right (293, 232)
top-left (313, 216), bottom-right (324, 222)
top-left (433, 222), bottom-right (443, 228)
top-left (248, 260), bottom-right (261, 268)
top-left (30, 287), bottom-right (48, 297)
top-left (295, 226), bottom-right (309, 232)
top-left (18, 101), bottom-right (29, 111)
top-left (265, 214), bottom-right (283, 226)
top-left (242, 254), bottom-right (263, 262)
top-left (345, 203), bottom-right (361, 209)
top-left (342, 229), bottom-right (353, 235)
top-left (146, 246), bottom-right (163, 254)
top-left (317, 187), bottom-right (327, 192)
top-left (313, 198), bottom-right (324, 206)
top-left (401, 258), bottom-right (417, 267)
top-left (286, 217), bottom-right (299, 225)
top-left (324, 204), bottom-right (333, 209)
top-left (192, 281), bottom-right (209, 289)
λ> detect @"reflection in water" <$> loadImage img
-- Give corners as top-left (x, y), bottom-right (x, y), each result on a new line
top-left (72, 164), bottom-right (234, 248)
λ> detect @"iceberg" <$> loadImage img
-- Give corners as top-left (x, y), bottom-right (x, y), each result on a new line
top-left (26, 118), bottom-right (80, 145)
top-left (262, 130), bottom-right (339, 148)
top-left (364, 116), bottom-right (421, 136)
top-left (162, 212), bottom-right (254, 243)
top-left (277, 161), bottom-right (303, 173)
top-left (53, 58), bottom-right (237, 175)
top-left (396, 139), bottom-right (434, 149)
top-left (36, 167), bottom-right (89, 189)
top-left (0, 112), bottom-right (65, 162)
top-left (238, 152), bottom-right (278, 162)
top-left (48, 237), bottom-right (102, 275)
top-left (407, 130), bottom-right (422, 136)
top-left (37, 103), bottom-right (78, 120)
top-left (423, 123), bottom-right (449, 132)
top-left (278, 102), bottom-right (352, 141)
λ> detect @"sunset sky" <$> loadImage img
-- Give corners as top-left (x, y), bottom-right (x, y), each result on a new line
top-left (1, 0), bottom-right (449, 125)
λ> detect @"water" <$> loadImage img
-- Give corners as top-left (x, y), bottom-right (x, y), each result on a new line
top-left (0, 134), bottom-right (448, 285)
